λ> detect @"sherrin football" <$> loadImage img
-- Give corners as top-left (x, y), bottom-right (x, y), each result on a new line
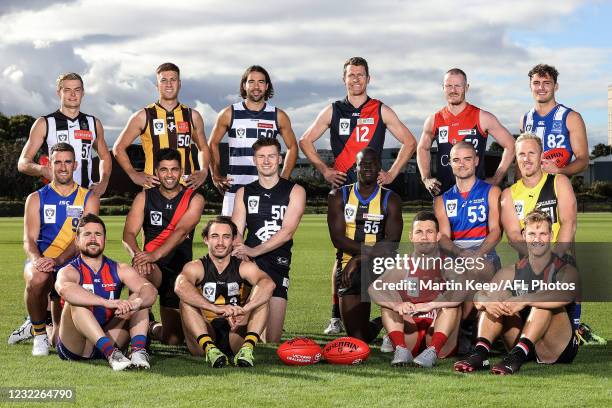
top-left (542, 147), bottom-right (570, 168)
top-left (277, 337), bottom-right (322, 366)
top-left (323, 336), bottom-right (370, 365)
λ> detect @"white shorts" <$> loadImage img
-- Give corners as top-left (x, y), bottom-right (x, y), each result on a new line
top-left (221, 192), bottom-right (236, 216)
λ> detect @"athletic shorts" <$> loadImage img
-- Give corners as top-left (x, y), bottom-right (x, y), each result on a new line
top-left (538, 332), bottom-right (579, 364)
top-left (57, 338), bottom-right (105, 361)
top-left (335, 259), bottom-right (362, 297)
top-left (157, 250), bottom-right (191, 309)
top-left (409, 311), bottom-right (436, 355)
top-left (222, 192), bottom-right (236, 217)
top-left (255, 256), bottom-right (290, 299)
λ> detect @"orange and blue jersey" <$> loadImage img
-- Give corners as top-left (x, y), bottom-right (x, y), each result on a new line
top-left (442, 178), bottom-right (492, 249)
top-left (36, 182), bottom-right (92, 258)
top-left (70, 256), bottom-right (123, 327)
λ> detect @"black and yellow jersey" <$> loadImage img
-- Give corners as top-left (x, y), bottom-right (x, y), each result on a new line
top-left (141, 102), bottom-right (195, 176)
top-left (337, 183), bottom-right (391, 268)
top-left (510, 173), bottom-right (560, 242)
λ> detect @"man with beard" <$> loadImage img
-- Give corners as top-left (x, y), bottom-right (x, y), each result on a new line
top-left (328, 148), bottom-right (403, 343)
top-left (209, 65), bottom-right (298, 216)
top-left (231, 138), bottom-right (306, 343)
top-left (300, 57), bottom-right (416, 334)
top-left (114, 62), bottom-right (210, 190)
top-left (55, 214), bottom-right (158, 370)
top-left (417, 68), bottom-right (515, 196)
top-left (123, 148), bottom-right (205, 345)
top-left (175, 217), bottom-right (275, 368)
top-left (21, 143), bottom-right (99, 356)
top-left (454, 210), bottom-right (579, 375)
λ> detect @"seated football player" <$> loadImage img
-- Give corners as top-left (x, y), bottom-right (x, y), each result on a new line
top-left (175, 216), bottom-right (275, 368)
top-left (55, 214), bottom-right (157, 371)
top-left (328, 148), bottom-right (403, 343)
top-left (454, 210), bottom-right (579, 375)
top-left (369, 211), bottom-right (464, 367)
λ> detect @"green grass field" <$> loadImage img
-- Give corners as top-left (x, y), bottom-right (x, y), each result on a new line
top-left (0, 214), bottom-right (610, 407)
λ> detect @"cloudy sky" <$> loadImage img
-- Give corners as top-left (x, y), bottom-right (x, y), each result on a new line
top-left (1, 0), bottom-right (610, 151)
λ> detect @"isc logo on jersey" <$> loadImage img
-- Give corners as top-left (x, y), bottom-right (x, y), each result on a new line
top-left (445, 199), bottom-right (458, 217)
top-left (150, 211), bottom-right (163, 226)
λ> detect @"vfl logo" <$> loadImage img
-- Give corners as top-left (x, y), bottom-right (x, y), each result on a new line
top-left (237, 128), bottom-right (246, 138)
top-left (445, 199), bottom-right (458, 217)
top-left (339, 118), bottom-right (350, 136)
top-left (525, 124), bottom-right (533, 133)
top-left (438, 126), bottom-right (449, 143)
top-left (203, 283), bottom-right (216, 302)
top-left (43, 205), bottom-right (56, 224)
top-left (255, 220), bottom-right (281, 242)
top-left (150, 211), bottom-right (163, 226)
top-left (247, 196), bottom-right (260, 214)
top-left (153, 119), bottom-right (165, 135)
top-left (344, 204), bottom-right (357, 222)
top-left (57, 131), bottom-right (69, 142)
top-left (514, 201), bottom-right (525, 219)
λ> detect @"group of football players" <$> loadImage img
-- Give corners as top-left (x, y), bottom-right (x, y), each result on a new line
top-left (8, 57), bottom-right (602, 374)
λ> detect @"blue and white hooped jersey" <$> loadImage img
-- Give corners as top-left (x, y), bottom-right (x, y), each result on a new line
top-left (521, 104), bottom-right (574, 159)
top-left (442, 179), bottom-right (492, 249)
top-left (227, 102), bottom-right (280, 194)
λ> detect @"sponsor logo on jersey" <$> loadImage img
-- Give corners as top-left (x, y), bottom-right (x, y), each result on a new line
top-left (247, 196), bottom-right (260, 214)
top-left (74, 130), bottom-right (93, 140)
top-left (552, 121), bottom-right (562, 133)
top-left (458, 129), bottom-right (476, 136)
top-left (43, 205), bottom-right (56, 224)
top-left (257, 121), bottom-right (274, 129)
top-left (514, 200), bottom-right (525, 219)
top-left (339, 118), bottom-right (351, 136)
top-left (177, 121), bottom-right (190, 133)
top-left (363, 213), bottom-right (384, 221)
top-left (203, 282), bottom-right (216, 302)
top-left (66, 205), bottom-right (84, 219)
top-left (445, 199), bottom-right (458, 217)
top-left (227, 282), bottom-right (239, 296)
top-left (357, 118), bottom-right (374, 125)
top-left (153, 119), bottom-right (166, 135)
top-left (237, 127), bottom-right (247, 138)
top-left (438, 126), bottom-right (449, 143)
top-left (150, 211), bottom-right (163, 226)
top-left (255, 220), bottom-right (282, 242)
top-left (276, 256), bottom-right (289, 267)
top-left (57, 130), bottom-right (69, 142)
top-left (102, 282), bottom-right (118, 292)
top-left (344, 204), bottom-right (357, 222)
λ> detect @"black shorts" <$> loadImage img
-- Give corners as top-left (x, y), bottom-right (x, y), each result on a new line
top-left (335, 259), bottom-right (362, 297)
top-left (255, 256), bottom-right (290, 300)
top-left (157, 250), bottom-right (191, 308)
top-left (537, 332), bottom-right (579, 364)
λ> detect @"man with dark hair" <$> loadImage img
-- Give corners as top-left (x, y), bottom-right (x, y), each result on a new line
top-left (18, 72), bottom-right (112, 196)
top-left (209, 65), bottom-right (298, 216)
top-left (417, 68), bottom-right (515, 196)
top-left (300, 57), bottom-right (416, 334)
top-left (123, 148), bottom-right (205, 345)
top-left (114, 62), bottom-right (210, 190)
top-left (520, 63), bottom-right (588, 176)
top-left (369, 211), bottom-right (464, 367)
top-left (455, 210), bottom-right (579, 375)
top-left (55, 214), bottom-right (157, 370)
top-left (19, 142), bottom-right (99, 355)
top-left (231, 137), bottom-right (306, 342)
top-left (327, 147), bottom-right (403, 343)
top-left (175, 216), bottom-right (275, 367)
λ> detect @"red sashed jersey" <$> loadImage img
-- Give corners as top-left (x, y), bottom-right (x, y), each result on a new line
top-left (400, 256), bottom-right (446, 304)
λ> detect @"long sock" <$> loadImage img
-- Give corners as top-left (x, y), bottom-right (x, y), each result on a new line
top-left (243, 332), bottom-right (260, 349)
top-left (331, 295), bottom-right (340, 319)
top-left (572, 303), bottom-right (581, 330)
top-left (31, 319), bottom-right (46, 336)
top-left (430, 332), bottom-right (448, 353)
top-left (510, 337), bottom-right (534, 363)
top-left (388, 331), bottom-right (406, 348)
top-left (95, 336), bottom-right (116, 358)
top-left (197, 334), bottom-right (215, 353)
top-left (474, 337), bottom-right (492, 359)
top-left (130, 335), bottom-right (147, 352)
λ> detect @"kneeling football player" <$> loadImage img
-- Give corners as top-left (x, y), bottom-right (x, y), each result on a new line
top-left (454, 210), bottom-right (579, 375)
top-left (55, 214), bottom-right (157, 371)
top-left (369, 211), bottom-right (464, 367)
top-left (175, 216), bottom-right (275, 368)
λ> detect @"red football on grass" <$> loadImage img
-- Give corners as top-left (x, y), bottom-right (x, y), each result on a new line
top-left (323, 336), bottom-right (370, 365)
top-left (277, 337), bottom-right (322, 366)
top-left (542, 147), bottom-right (571, 168)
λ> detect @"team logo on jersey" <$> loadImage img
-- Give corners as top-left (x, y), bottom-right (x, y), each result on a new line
top-left (458, 129), bottom-right (476, 136)
top-left (167, 122), bottom-right (176, 132)
top-left (57, 130), bottom-right (69, 142)
top-left (237, 128), bottom-right (247, 138)
top-left (357, 118), bottom-right (374, 125)
top-left (74, 130), bottom-right (93, 140)
top-left (344, 204), bottom-right (357, 222)
top-left (203, 283), bottom-right (216, 302)
top-left (438, 126), bottom-right (449, 143)
top-left (445, 199), bottom-right (458, 217)
top-left (339, 118), bottom-right (351, 136)
top-left (514, 200), bottom-right (525, 219)
top-left (153, 119), bottom-right (166, 135)
top-left (150, 211), bottom-right (163, 226)
top-left (177, 121), bottom-right (189, 133)
top-left (247, 196), bottom-right (260, 214)
top-left (66, 205), bottom-right (84, 219)
top-left (255, 220), bottom-right (281, 242)
top-left (552, 121), bottom-right (562, 133)
top-left (43, 205), bottom-right (56, 224)
top-left (227, 282), bottom-right (239, 297)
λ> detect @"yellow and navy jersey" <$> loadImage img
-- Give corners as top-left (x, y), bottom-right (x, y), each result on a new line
top-left (36, 182), bottom-right (92, 258)
top-left (337, 183), bottom-right (391, 268)
top-left (510, 173), bottom-right (560, 242)
top-left (141, 102), bottom-right (196, 176)
top-left (196, 255), bottom-right (251, 321)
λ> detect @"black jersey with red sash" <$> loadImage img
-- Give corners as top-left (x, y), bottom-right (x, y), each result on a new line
top-left (330, 97), bottom-right (386, 184)
top-left (69, 256), bottom-right (123, 327)
top-left (143, 186), bottom-right (198, 266)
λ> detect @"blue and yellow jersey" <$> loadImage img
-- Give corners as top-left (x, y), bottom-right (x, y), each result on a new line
top-left (36, 182), bottom-right (92, 258)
